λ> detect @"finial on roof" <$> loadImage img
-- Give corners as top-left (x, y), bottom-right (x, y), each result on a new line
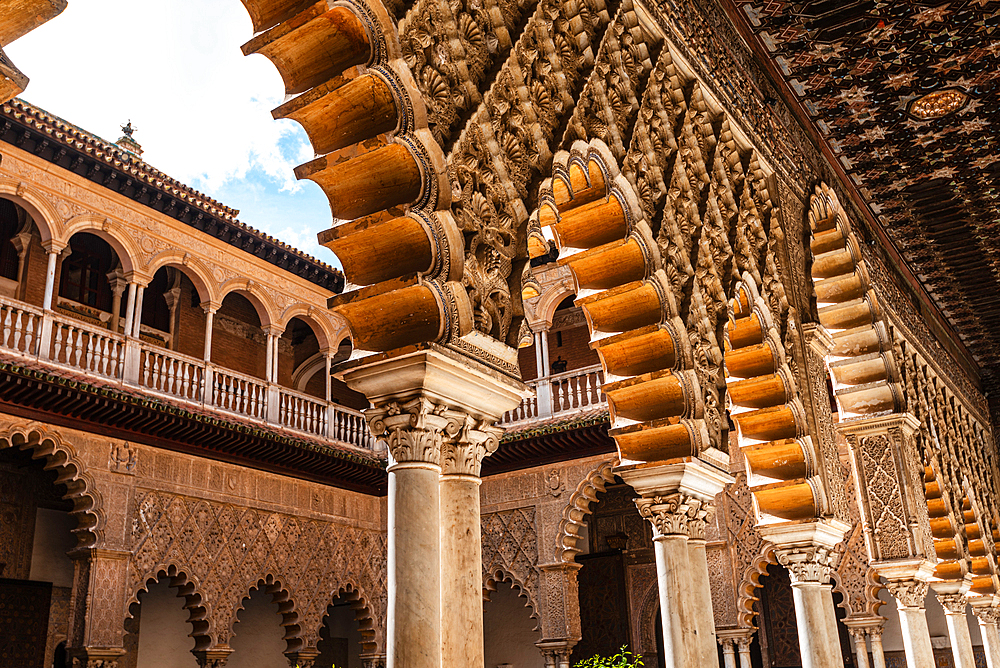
top-left (116, 119), bottom-right (142, 156)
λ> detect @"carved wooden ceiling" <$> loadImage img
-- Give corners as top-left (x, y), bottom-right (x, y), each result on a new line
top-left (725, 0), bottom-right (1000, 385)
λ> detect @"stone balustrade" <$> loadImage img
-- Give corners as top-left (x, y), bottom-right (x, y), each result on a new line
top-left (0, 294), bottom-right (374, 449)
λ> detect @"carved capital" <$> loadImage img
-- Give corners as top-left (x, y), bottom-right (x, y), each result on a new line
top-left (536, 640), bottom-right (577, 668)
top-left (775, 545), bottom-right (840, 584)
top-left (936, 593), bottom-right (968, 615)
top-left (360, 657), bottom-right (386, 668)
top-left (974, 606), bottom-right (1000, 625)
top-left (440, 415), bottom-right (502, 476)
top-left (366, 397), bottom-right (458, 466)
top-left (635, 493), bottom-right (715, 539)
top-left (193, 648), bottom-right (233, 668)
top-left (885, 579), bottom-right (929, 609)
top-left (285, 649), bottom-right (320, 668)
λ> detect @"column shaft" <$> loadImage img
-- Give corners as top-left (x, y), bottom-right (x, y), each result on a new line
top-left (736, 639), bottom-right (752, 668)
top-left (653, 534), bottom-right (692, 668)
top-left (131, 286), bottom-right (145, 337)
top-left (869, 632), bottom-right (887, 668)
top-left (943, 608), bottom-right (976, 668)
top-left (42, 248), bottom-right (59, 310)
top-left (686, 538), bottom-right (718, 664)
top-left (789, 581), bottom-right (843, 668)
top-left (979, 618), bottom-right (1000, 668)
top-left (387, 463), bottom-right (441, 668)
top-left (203, 310), bottom-right (215, 361)
top-left (897, 605), bottom-right (935, 668)
top-left (721, 640), bottom-right (736, 668)
top-left (851, 632), bottom-right (870, 668)
top-left (439, 473), bottom-right (484, 668)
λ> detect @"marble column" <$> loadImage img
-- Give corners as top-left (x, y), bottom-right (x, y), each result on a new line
top-left (439, 418), bottom-right (502, 668)
top-left (869, 627), bottom-right (887, 668)
top-left (202, 303), bottom-right (218, 361)
top-left (885, 579), bottom-right (935, 668)
top-left (848, 628), bottom-right (871, 668)
top-left (40, 242), bottom-right (62, 311)
top-left (774, 544), bottom-right (846, 668)
top-left (736, 636), bottom-right (752, 668)
top-left (341, 348), bottom-right (526, 668)
top-left (973, 605), bottom-right (1000, 668)
top-left (936, 590), bottom-right (976, 668)
top-left (620, 460), bottom-right (732, 668)
top-left (719, 638), bottom-right (736, 668)
top-left (536, 641), bottom-right (575, 668)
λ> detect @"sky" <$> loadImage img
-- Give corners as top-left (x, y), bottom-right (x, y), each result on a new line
top-left (5, 0), bottom-right (338, 265)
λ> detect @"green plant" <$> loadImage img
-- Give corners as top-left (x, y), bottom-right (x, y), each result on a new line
top-left (573, 645), bottom-right (644, 668)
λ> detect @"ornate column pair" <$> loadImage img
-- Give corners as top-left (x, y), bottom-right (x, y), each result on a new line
top-left (843, 619), bottom-right (887, 668)
top-left (716, 629), bottom-right (754, 668)
top-left (618, 459), bottom-right (732, 668)
top-left (882, 571), bottom-right (936, 668)
top-left (341, 347), bottom-right (525, 668)
top-left (757, 522), bottom-right (851, 668)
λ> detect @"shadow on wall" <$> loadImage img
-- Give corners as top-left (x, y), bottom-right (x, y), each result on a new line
top-left (484, 580), bottom-right (542, 668)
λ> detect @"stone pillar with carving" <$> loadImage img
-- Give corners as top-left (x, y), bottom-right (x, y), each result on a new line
top-left (439, 417), bottom-right (502, 668)
top-left (736, 635), bottom-right (753, 668)
top-left (341, 347), bottom-right (526, 668)
top-left (66, 549), bottom-right (131, 668)
top-left (717, 629), bottom-right (754, 668)
top-left (844, 619), bottom-right (887, 668)
top-left (884, 574), bottom-right (936, 668)
top-left (534, 564), bottom-right (582, 664)
top-left (868, 625), bottom-right (887, 668)
top-left (935, 584), bottom-right (976, 668)
top-left (619, 460), bottom-right (732, 668)
top-left (972, 604), bottom-right (1000, 668)
top-left (847, 627), bottom-right (871, 668)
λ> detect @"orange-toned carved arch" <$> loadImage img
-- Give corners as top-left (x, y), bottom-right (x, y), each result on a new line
top-left (237, 0), bottom-right (470, 353)
top-left (534, 139), bottom-right (703, 467)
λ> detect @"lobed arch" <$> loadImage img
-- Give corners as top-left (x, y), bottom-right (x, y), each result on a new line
top-left (735, 543), bottom-right (778, 629)
top-left (483, 566), bottom-right (539, 630)
top-left (530, 277), bottom-right (577, 331)
top-left (0, 422), bottom-right (101, 549)
top-left (726, 274), bottom-right (824, 523)
top-left (555, 459), bottom-right (617, 563)
top-left (309, 583), bottom-right (381, 656)
top-left (126, 564), bottom-right (215, 652)
top-left (62, 213), bottom-right (142, 275)
top-left (228, 573), bottom-right (303, 655)
top-left (217, 279), bottom-right (279, 328)
top-left (236, 0), bottom-right (470, 353)
top-left (806, 183), bottom-right (904, 419)
top-left (0, 177), bottom-right (62, 245)
top-left (145, 250), bottom-right (219, 305)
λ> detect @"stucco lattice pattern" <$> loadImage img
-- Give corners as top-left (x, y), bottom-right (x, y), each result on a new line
top-left (128, 490), bottom-right (386, 649)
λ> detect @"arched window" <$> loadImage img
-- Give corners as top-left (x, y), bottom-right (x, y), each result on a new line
top-left (0, 199), bottom-right (21, 281)
top-left (59, 233), bottom-right (116, 311)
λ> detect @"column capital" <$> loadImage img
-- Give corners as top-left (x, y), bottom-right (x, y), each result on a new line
top-left (634, 492), bottom-right (715, 539)
top-left (885, 578), bottom-right (930, 609)
top-left (284, 649), bottom-right (320, 668)
top-left (974, 606), bottom-right (1000, 625)
top-left (775, 544), bottom-right (840, 584)
top-left (360, 656), bottom-right (386, 668)
top-left (68, 648), bottom-right (126, 668)
top-left (201, 300), bottom-right (222, 315)
top-left (367, 397), bottom-right (456, 466)
top-left (42, 238), bottom-right (68, 254)
top-left (936, 592), bottom-right (969, 615)
top-left (440, 417), bottom-right (503, 476)
top-left (801, 321), bottom-right (835, 356)
top-left (193, 648), bottom-right (233, 668)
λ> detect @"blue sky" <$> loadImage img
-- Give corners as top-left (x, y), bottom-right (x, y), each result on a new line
top-left (5, 0), bottom-right (338, 266)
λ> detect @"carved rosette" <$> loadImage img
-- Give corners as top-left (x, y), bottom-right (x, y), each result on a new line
top-left (440, 415), bottom-right (503, 477)
top-left (775, 545), bottom-right (840, 584)
top-left (885, 579), bottom-right (929, 609)
top-left (634, 493), bottom-right (716, 540)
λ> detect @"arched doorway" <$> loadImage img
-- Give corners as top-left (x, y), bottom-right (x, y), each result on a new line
top-left (483, 579), bottom-right (540, 668)
top-left (133, 579), bottom-right (200, 668)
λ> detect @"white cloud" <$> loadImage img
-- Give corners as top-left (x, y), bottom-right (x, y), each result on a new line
top-left (5, 0), bottom-right (330, 234)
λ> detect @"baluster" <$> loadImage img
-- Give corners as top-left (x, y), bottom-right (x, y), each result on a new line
top-left (71, 328), bottom-right (83, 367)
top-left (12, 310), bottom-right (23, 351)
top-left (23, 313), bottom-right (35, 354)
top-left (181, 363), bottom-right (190, 398)
top-left (1, 307), bottom-right (10, 348)
top-left (52, 323), bottom-right (63, 362)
